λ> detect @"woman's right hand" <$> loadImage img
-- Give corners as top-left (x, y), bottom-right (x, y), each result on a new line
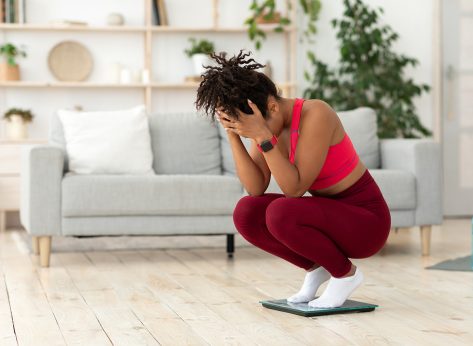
top-left (216, 108), bottom-right (239, 138)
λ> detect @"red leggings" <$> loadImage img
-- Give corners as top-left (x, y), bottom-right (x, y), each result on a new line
top-left (232, 169), bottom-right (391, 278)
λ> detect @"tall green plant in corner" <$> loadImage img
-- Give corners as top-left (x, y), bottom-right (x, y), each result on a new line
top-left (303, 0), bottom-right (431, 139)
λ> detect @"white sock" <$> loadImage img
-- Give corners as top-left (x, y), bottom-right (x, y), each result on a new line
top-left (286, 266), bottom-right (331, 303)
top-left (308, 266), bottom-right (364, 308)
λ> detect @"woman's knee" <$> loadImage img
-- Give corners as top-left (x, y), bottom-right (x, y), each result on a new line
top-left (265, 198), bottom-right (297, 238)
top-left (232, 195), bottom-right (263, 230)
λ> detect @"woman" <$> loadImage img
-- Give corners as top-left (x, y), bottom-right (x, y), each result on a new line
top-left (195, 50), bottom-right (391, 308)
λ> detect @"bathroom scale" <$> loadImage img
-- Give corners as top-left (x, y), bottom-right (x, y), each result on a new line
top-left (259, 298), bottom-right (379, 317)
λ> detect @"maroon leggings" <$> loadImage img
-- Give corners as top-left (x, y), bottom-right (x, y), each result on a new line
top-left (232, 169), bottom-right (391, 278)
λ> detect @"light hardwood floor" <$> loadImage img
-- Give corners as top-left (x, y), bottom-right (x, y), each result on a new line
top-left (1, 219), bottom-right (472, 345)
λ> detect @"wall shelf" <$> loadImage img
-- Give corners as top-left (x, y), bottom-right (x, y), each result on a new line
top-left (0, 81), bottom-right (295, 89)
top-left (0, 23), bottom-right (147, 32)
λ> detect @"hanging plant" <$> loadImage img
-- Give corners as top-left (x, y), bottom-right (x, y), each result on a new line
top-left (303, 0), bottom-right (431, 139)
top-left (244, 0), bottom-right (321, 50)
top-left (244, 0), bottom-right (291, 50)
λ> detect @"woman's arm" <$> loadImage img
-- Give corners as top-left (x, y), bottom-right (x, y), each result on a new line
top-left (254, 101), bottom-right (337, 198)
top-left (227, 131), bottom-right (271, 196)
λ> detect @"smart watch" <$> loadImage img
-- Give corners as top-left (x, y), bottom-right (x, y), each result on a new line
top-left (257, 134), bottom-right (278, 153)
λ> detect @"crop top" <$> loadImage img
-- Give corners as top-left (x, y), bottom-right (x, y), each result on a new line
top-left (289, 98), bottom-right (359, 190)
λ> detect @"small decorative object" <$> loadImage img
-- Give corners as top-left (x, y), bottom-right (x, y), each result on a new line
top-left (141, 68), bottom-right (150, 84)
top-left (120, 67), bottom-right (132, 84)
top-left (48, 41), bottom-right (93, 82)
top-left (132, 69), bottom-right (141, 83)
top-left (184, 38), bottom-right (215, 76)
top-left (106, 13), bottom-right (125, 26)
top-left (0, 43), bottom-right (27, 81)
top-left (3, 107), bottom-right (34, 140)
top-left (105, 62), bottom-right (122, 83)
top-left (48, 19), bottom-right (88, 27)
top-left (263, 60), bottom-right (273, 78)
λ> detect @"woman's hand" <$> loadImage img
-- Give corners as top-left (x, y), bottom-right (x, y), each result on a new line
top-left (216, 99), bottom-right (272, 142)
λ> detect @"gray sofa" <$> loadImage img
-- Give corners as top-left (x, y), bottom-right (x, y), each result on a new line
top-left (20, 107), bottom-right (442, 267)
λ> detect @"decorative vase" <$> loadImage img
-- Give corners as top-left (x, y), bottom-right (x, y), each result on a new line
top-left (107, 13), bottom-right (125, 26)
top-left (5, 114), bottom-right (28, 140)
top-left (0, 63), bottom-right (20, 81)
top-left (255, 11), bottom-right (281, 24)
top-left (192, 53), bottom-right (212, 76)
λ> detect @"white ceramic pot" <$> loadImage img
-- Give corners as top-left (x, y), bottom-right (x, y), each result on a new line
top-left (5, 114), bottom-right (28, 140)
top-left (192, 53), bottom-right (212, 76)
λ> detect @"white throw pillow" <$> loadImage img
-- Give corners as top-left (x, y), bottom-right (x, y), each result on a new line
top-left (57, 105), bottom-right (155, 175)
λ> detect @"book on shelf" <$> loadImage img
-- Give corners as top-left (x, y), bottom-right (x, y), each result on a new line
top-left (158, 0), bottom-right (168, 26)
top-left (152, 0), bottom-right (160, 25)
top-left (1, 0), bottom-right (26, 24)
top-left (152, 0), bottom-right (168, 26)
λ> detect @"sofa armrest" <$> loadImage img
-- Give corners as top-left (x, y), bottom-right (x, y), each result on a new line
top-left (20, 144), bottom-right (65, 235)
top-left (379, 138), bottom-right (443, 225)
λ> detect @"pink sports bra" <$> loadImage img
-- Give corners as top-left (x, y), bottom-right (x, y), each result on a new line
top-left (289, 98), bottom-right (359, 190)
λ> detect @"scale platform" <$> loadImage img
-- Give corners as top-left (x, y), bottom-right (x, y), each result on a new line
top-left (259, 298), bottom-right (379, 317)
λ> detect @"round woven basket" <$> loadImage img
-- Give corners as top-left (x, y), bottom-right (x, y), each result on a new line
top-left (48, 41), bottom-right (93, 81)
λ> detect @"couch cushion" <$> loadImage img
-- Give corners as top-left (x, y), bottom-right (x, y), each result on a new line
top-left (257, 168), bottom-right (415, 210)
top-left (149, 112), bottom-right (221, 174)
top-left (337, 107), bottom-right (380, 169)
top-left (369, 169), bottom-right (416, 209)
top-left (62, 173), bottom-right (243, 217)
top-left (57, 105), bottom-right (155, 175)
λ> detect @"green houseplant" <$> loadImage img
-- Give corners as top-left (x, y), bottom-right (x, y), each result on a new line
top-left (184, 38), bottom-right (215, 76)
top-left (245, 0), bottom-right (321, 50)
top-left (303, 0), bottom-right (431, 138)
top-left (0, 43), bottom-right (27, 81)
top-left (3, 107), bottom-right (34, 140)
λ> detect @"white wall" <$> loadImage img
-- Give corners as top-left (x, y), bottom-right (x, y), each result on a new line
top-left (297, 0), bottom-right (435, 131)
top-left (0, 0), bottom-right (435, 139)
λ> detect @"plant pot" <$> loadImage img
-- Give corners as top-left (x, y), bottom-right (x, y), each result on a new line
top-left (0, 63), bottom-right (20, 81)
top-left (191, 53), bottom-right (212, 76)
top-left (255, 11), bottom-right (281, 24)
top-left (4, 114), bottom-right (28, 140)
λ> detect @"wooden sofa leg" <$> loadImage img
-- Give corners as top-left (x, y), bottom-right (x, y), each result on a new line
top-left (32, 236), bottom-right (40, 255)
top-left (39, 236), bottom-right (52, 267)
top-left (420, 225), bottom-right (431, 256)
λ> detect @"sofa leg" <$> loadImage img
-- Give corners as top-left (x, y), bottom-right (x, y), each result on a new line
top-left (420, 225), bottom-right (431, 256)
top-left (227, 234), bottom-right (234, 258)
top-left (32, 236), bottom-right (40, 255)
top-left (39, 236), bottom-right (52, 267)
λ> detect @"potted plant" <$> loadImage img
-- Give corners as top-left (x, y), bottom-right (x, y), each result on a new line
top-left (244, 0), bottom-right (321, 50)
top-left (303, 0), bottom-right (431, 138)
top-left (3, 108), bottom-right (34, 139)
top-left (184, 38), bottom-right (215, 76)
top-left (0, 43), bottom-right (27, 81)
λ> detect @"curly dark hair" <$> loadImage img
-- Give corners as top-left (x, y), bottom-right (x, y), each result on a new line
top-left (195, 49), bottom-right (282, 123)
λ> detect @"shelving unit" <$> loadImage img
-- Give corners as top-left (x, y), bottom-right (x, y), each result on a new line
top-left (0, 0), bottom-right (297, 111)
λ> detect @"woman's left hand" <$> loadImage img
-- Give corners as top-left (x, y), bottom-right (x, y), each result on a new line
top-left (217, 99), bottom-right (272, 141)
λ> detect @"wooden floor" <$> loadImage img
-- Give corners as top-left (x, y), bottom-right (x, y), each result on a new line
top-left (1, 219), bottom-right (472, 345)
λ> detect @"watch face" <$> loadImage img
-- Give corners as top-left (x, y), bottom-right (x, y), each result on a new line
top-left (261, 140), bottom-right (273, 152)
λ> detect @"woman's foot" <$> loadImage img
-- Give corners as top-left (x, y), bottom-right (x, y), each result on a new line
top-left (286, 266), bottom-right (331, 303)
top-left (308, 266), bottom-right (364, 308)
